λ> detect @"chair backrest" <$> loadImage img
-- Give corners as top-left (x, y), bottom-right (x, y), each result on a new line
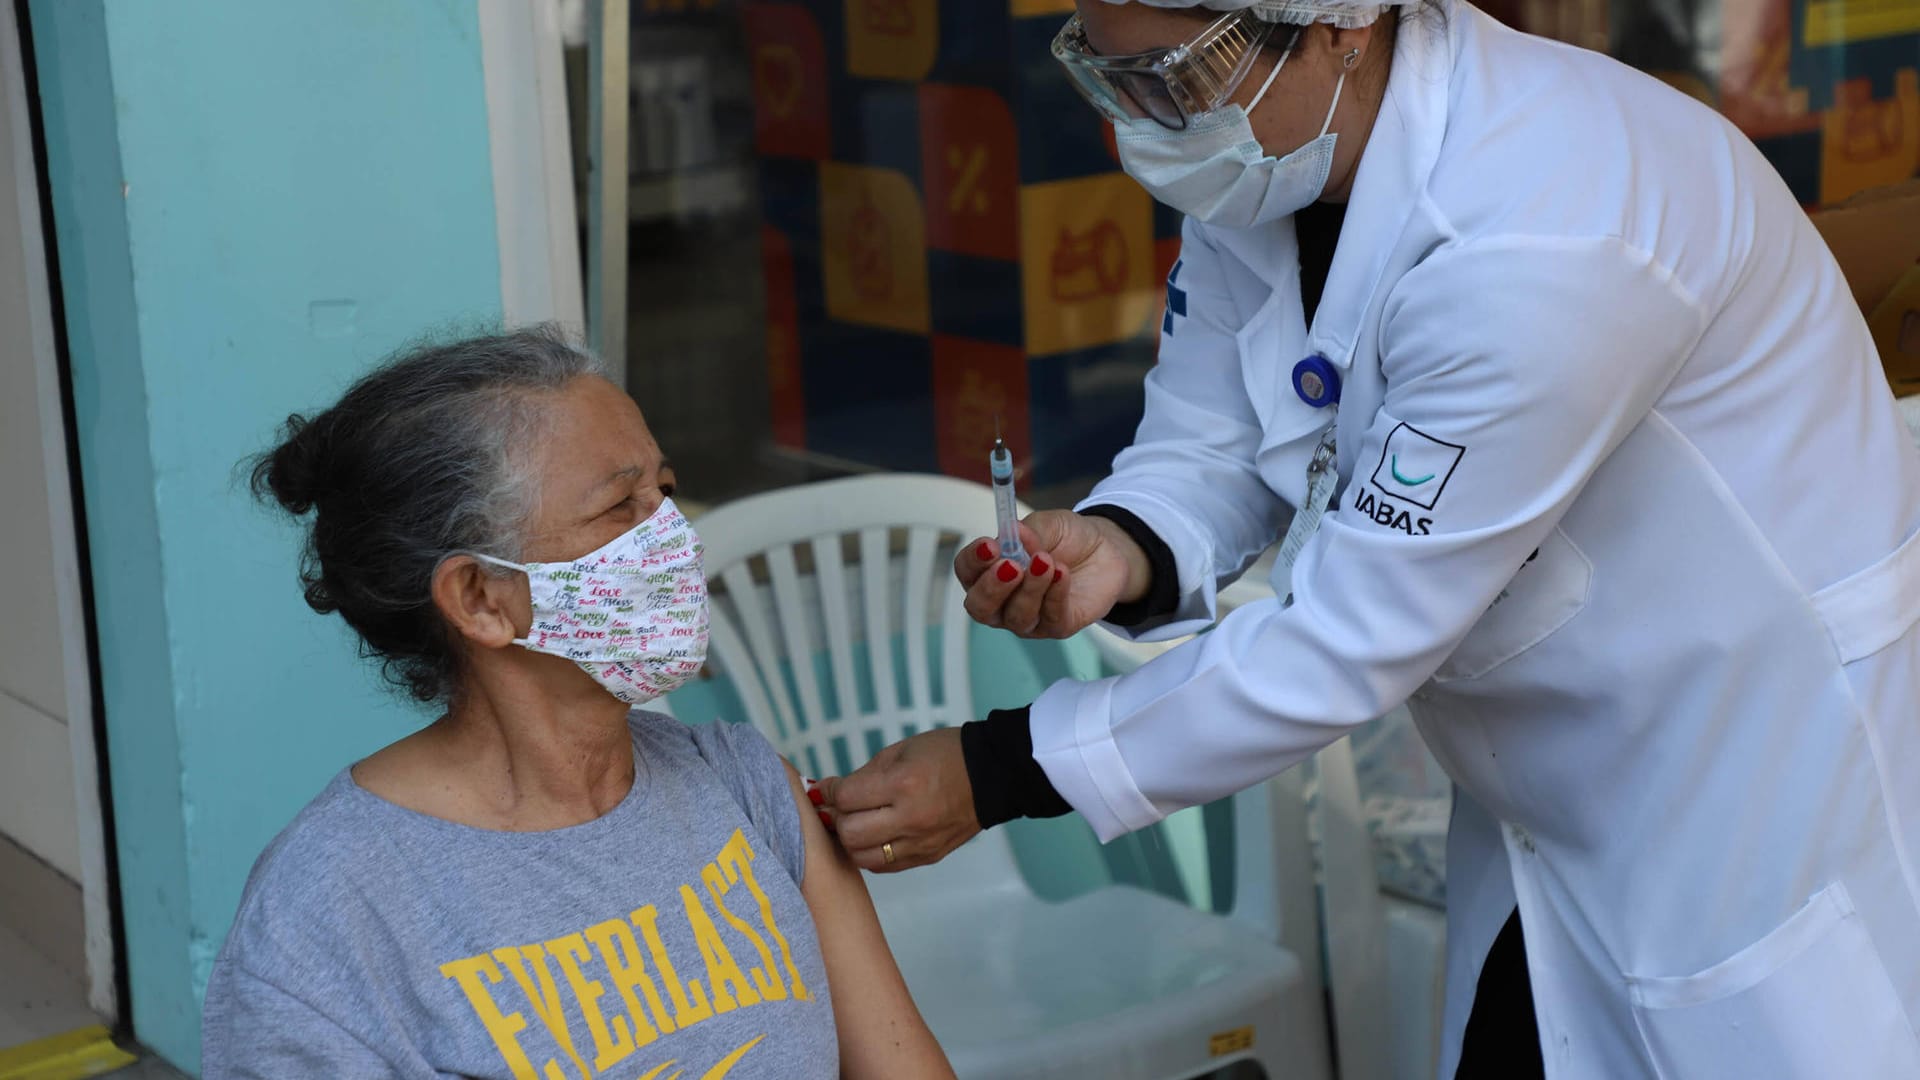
top-left (687, 473), bottom-right (1027, 893)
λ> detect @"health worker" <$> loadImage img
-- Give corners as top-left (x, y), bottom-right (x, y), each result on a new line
top-left (819, 1), bottom-right (1920, 1077)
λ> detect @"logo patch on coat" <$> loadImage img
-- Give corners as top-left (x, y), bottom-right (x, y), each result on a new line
top-left (1162, 260), bottom-right (1186, 336)
top-left (1352, 487), bottom-right (1433, 535)
top-left (1370, 423), bottom-right (1464, 510)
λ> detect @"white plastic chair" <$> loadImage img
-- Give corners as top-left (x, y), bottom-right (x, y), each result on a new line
top-left (677, 473), bottom-right (1334, 1080)
top-left (1086, 555), bottom-right (1426, 1080)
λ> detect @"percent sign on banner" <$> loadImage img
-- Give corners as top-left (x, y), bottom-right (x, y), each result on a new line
top-left (920, 84), bottom-right (1019, 261)
top-left (948, 144), bottom-right (990, 214)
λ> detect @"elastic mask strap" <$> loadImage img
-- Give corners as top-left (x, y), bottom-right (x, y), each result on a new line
top-left (472, 552), bottom-right (528, 574)
top-left (469, 553), bottom-right (536, 648)
top-left (1319, 68), bottom-right (1348, 138)
top-left (1245, 28), bottom-right (1300, 114)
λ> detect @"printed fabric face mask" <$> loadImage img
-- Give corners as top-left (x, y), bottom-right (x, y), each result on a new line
top-left (1115, 32), bottom-right (1349, 227)
top-left (477, 498), bottom-right (708, 706)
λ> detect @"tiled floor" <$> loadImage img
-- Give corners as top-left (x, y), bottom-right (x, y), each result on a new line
top-left (1, 834), bottom-right (187, 1076)
top-left (0, 917), bottom-right (96, 1048)
top-left (0, 831), bottom-right (97, 1052)
top-left (2, 916), bottom-right (187, 1076)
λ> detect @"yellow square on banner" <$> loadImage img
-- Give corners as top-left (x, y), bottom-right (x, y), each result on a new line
top-left (1819, 69), bottom-right (1920, 207)
top-left (845, 0), bottom-right (938, 81)
top-left (1020, 174), bottom-right (1156, 356)
top-left (820, 163), bottom-right (932, 335)
top-left (1010, 0), bottom-right (1075, 16)
top-left (1804, 0), bottom-right (1920, 46)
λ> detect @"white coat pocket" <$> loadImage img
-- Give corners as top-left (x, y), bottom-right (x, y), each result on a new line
top-left (1626, 882), bottom-right (1920, 1079)
top-left (1432, 528), bottom-right (1591, 682)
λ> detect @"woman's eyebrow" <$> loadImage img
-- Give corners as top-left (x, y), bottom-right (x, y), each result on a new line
top-left (589, 463), bottom-right (651, 495)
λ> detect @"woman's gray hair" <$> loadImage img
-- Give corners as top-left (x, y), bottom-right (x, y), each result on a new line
top-left (248, 324), bottom-right (605, 703)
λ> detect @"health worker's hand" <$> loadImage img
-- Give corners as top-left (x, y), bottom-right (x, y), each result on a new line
top-left (814, 727), bottom-right (978, 874)
top-left (955, 510), bottom-right (1149, 639)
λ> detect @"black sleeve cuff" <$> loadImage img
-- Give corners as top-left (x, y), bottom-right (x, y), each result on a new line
top-left (960, 707), bottom-right (1071, 829)
top-left (1079, 504), bottom-right (1180, 626)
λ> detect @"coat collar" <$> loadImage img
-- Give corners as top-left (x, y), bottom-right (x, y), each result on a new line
top-left (1304, 0), bottom-right (1459, 369)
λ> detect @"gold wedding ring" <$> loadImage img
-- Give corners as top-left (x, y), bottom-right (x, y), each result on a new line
top-left (882, 842), bottom-right (896, 865)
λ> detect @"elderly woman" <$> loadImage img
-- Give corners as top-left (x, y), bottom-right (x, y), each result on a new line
top-left (202, 328), bottom-right (952, 1080)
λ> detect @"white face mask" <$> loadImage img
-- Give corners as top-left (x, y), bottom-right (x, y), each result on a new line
top-left (1115, 36), bottom-right (1348, 227)
top-left (477, 498), bottom-right (709, 706)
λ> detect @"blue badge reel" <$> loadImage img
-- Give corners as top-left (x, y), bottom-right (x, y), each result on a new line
top-left (1292, 354), bottom-right (1341, 408)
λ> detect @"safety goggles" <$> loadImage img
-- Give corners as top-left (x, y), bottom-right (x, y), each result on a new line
top-left (1050, 10), bottom-right (1281, 131)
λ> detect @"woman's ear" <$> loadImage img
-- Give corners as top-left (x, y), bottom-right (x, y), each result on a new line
top-left (433, 555), bottom-right (524, 650)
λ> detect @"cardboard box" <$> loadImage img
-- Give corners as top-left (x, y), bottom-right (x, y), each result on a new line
top-left (1809, 180), bottom-right (1920, 397)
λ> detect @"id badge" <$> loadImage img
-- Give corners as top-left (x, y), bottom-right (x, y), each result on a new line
top-left (1277, 423), bottom-right (1338, 608)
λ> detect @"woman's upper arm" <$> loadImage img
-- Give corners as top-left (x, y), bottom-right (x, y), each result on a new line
top-left (781, 763), bottom-right (955, 1080)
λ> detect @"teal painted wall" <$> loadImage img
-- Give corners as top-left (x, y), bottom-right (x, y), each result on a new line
top-left (29, 3), bottom-right (1216, 1071)
top-left (29, 1), bottom-right (501, 1069)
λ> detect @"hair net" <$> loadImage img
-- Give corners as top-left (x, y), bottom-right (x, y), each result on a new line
top-left (1101, 0), bottom-right (1422, 29)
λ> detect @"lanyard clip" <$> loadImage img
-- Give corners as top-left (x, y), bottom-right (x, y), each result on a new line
top-left (1308, 428), bottom-right (1338, 477)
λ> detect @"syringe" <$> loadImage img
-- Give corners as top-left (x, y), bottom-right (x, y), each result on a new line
top-left (990, 420), bottom-right (1030, 569)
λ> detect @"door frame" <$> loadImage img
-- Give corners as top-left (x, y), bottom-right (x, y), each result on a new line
top-left (476, 0), bottom-right (588, 336)
top-left (3, 0), bottom-right (122, 1025)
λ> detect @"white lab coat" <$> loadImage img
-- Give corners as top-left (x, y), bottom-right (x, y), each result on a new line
top-left (1029, 4), bottom-right (1920, 1077)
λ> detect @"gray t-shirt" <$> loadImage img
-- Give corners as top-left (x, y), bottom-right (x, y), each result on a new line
top-left (202, 712), bottom-right (836, 1079)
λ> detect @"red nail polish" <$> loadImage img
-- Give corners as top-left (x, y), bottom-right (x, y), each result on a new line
top-left (996, 561), bottom-right (1019, 583)
top-left (975, 541), bottom-right (994, 562)
top-left (818, 811), bottom-right (834, 829)
top-left (807, 786), bottom-right (824, 807)
top-left (1054, 568), bottom-right (1063, 582)
top-left (1030, 557), bottom-right (1051, 577)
